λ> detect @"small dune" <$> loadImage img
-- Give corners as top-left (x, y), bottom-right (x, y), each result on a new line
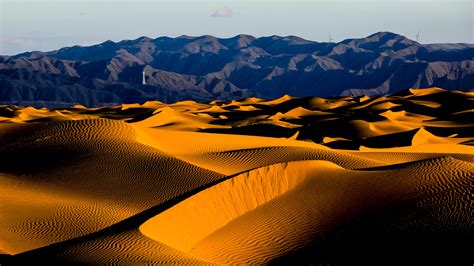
top-left (1, 88), bottom-right (473, 264)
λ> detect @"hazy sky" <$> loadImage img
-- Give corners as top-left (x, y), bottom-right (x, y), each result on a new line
top-left (1, 0), bottom-right (472, 55)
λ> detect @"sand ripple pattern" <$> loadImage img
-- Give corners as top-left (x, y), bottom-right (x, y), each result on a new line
top-left (136, 157), bottom-right (473, 264)
top-left (1, 119), bottom-right (223, 255)
top-left (1, 90), bottom-right (473, 263)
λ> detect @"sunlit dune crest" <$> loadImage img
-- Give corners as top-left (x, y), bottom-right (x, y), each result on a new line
top-left (0, 88), bottom-right (473, 264)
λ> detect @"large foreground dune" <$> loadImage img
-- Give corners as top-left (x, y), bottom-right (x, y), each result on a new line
top-left (0, 88), bottom-right (473, 264)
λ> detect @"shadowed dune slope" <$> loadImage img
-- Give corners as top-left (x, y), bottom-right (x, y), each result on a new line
top-left (2, 87), bottom-right (472, 149)
top-left (0, 119), bottom-right (224, 255)
top-left (182, 158), bottom-right (471, 264)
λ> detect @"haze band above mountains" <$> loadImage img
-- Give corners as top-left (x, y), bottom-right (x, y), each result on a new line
top-left (1, 32), bottom-right (473, 107)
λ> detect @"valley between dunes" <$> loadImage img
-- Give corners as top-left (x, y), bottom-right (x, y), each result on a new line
top-left (0, 88), bottom-right (473, 264)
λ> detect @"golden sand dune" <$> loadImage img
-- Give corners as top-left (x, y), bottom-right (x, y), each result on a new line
top-left (132, 106), bottom-right (229, 131)
top-left (1, 120), bottom-right (223, 255)
top-left (183, 158), bottom-right (470, 264)
top-left (1, 88), bottom-right (473, 264)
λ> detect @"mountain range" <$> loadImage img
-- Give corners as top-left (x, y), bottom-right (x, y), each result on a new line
top-left (1, 32), bottom-right (473, 107)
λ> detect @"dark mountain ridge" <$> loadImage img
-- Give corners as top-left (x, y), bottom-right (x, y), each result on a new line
top-left (1, 32), bottom-right (473, 107)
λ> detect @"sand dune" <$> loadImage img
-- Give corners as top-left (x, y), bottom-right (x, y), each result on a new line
top-left (1, 88), bottom-right (473, 264)
top-left (1, 119), bottom-right (223, 255)
top-left (186, 158), bottom-right (471, 264)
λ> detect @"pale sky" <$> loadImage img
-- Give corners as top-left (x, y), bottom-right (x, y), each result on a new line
top-left (1, 0), bottom-right (472, 55)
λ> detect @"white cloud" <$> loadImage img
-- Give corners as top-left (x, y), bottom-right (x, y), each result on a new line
top-left (211, 6), bottom-right (233, 18)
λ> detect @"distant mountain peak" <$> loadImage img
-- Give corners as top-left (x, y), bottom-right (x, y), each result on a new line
top-left (340, 31), bottom-right (419, 51)
top-left (100, 40), bottom-right (116, 45)
top-left (177, 35), bottom-right (197, 39)
top-left (368, 31), bottom-right (403, 39)
top-left (232, 34), bottom-right (256, 39)
top-left (136, 36), bottom-right (153, 42)
top-left (367, 31), bottom-right (417, 44)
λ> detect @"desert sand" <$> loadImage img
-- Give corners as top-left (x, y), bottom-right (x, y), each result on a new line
top-left (0, 88), bottom-right (472, 264)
